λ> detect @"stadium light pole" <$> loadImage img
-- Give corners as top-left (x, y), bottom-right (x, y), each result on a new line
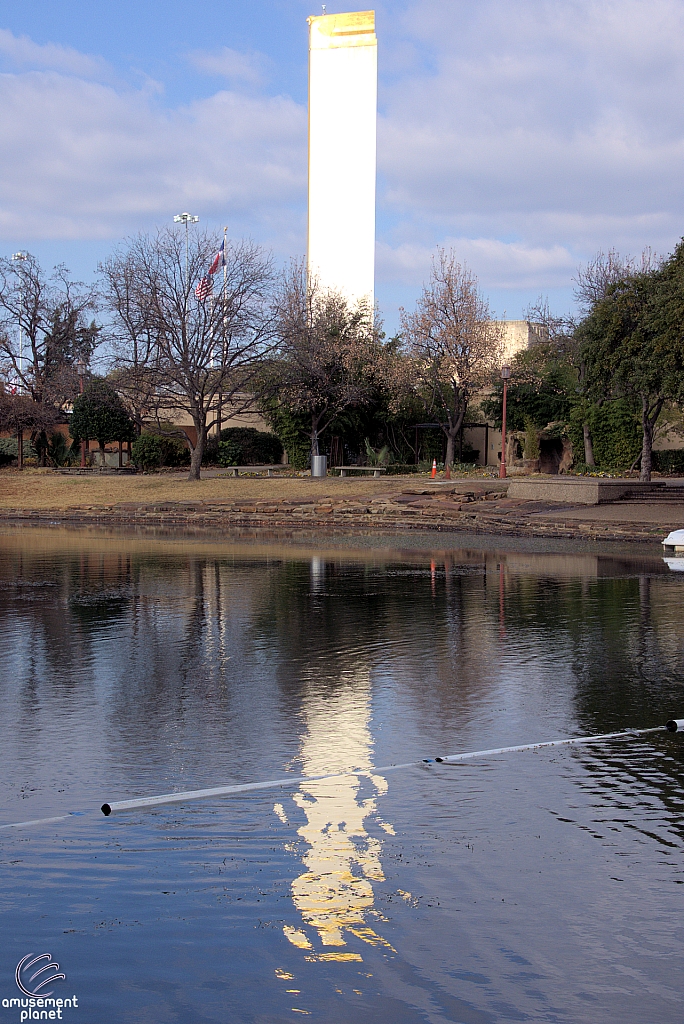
top-left (499, 364), bottom-right (511, 479)
top-left (11, 252), bottom-right (27, 391)
top-left (173, 212), bottom-right (199, 292)
top-left (77, 358), bottom-right (87, 468)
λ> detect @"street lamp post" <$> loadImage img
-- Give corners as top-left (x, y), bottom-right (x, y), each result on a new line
top-left (499, 364), bottom-right (511, 479)
top-left (77, 359), bottom-right (87, 468)
top-left (173, 212), bottom-right (199, 292)
top-left (11, 252), bottom-right (27, 391)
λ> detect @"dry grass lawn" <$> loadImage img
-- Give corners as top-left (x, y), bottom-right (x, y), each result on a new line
top-left (0, 468), bottom-right (425, 510)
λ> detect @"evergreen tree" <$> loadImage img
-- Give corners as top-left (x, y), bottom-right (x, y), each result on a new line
top-left (70, 379), bottom-right (136, 454)
top-left (577, 241), bottom-right (684, 481)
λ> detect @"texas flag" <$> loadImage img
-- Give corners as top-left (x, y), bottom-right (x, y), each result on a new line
top-left (208, 238), bottom-right (225, 276)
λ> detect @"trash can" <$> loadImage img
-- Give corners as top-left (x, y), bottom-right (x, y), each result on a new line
top-left (311, 455), bottom-right (327, 478)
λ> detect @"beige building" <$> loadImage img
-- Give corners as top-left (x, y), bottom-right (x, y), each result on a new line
top-left (459, 321), bottom-right (548, 467)
top-left (158, 397), bottom-right (270, 447)
top-left (496, 320), bottom-right (549, 364)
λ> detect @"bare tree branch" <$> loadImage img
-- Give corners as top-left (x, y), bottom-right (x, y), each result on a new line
top-left (101, 227), bottom-right (275, 480)
top-left (573, 248), bottom-right (660, 314)
top-left (265, 261), bottom-right (383, 460)
top-left (399, 250), bottom-right (504, 466)
top-left (0, 253), bottom-right (99, 409)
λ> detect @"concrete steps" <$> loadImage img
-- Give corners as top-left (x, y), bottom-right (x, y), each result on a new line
top-left (619, 486), bottom-right (684, 503)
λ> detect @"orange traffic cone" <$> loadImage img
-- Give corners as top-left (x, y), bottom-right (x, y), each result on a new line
top-left (431, 459), bottom-right (437, 478)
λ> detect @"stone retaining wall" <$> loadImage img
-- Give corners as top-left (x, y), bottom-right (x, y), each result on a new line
top-left (0, 487), bottom-right (672, 545)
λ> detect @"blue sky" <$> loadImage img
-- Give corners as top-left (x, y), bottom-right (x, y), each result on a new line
top-left (1, 0), bottom-right (683, 335)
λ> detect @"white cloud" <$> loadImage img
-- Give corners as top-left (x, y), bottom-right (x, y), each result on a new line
top-left (0, 69), bottom-right (307, 242)
top-left (376, 239), bottom-right (576, 291)
top-left (0, 28), bottom-right (107, 78)
top-left (377, 0), bottom-right (684, 293)
top-left (187, 46), bottom-right (268, 85)
top-left (3, 7), bottom-right (684, 315)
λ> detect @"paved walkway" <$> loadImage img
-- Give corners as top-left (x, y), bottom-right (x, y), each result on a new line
top-left (533, 501), bottom-right (684, 526)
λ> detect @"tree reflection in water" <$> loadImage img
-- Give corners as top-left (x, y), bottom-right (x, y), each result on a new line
top-left (2, 529), bottom-right (684, 1022)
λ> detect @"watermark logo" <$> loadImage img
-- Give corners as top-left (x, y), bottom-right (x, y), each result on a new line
top-left (2, 955), bottom-right (77, 1022)
top-left (15, 957), bottom-right (65, 999)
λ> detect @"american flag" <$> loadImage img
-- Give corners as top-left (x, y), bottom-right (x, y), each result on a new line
top-left (195, 275), bottom-right (213, 301)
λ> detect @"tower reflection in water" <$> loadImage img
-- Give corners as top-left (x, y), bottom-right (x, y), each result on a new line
top-left (277, 664), bottom-right (395, 961)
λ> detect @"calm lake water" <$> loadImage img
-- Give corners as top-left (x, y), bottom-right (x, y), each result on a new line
top-left (1, 526), bottom-right (684, 1024)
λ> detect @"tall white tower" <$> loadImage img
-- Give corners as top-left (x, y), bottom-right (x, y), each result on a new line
top-left (307, 11), bottom-right (377, 306)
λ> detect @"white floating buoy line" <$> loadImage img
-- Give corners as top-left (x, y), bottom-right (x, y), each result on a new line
top-left (1, 721), bottom-right (680, 831)
top-left (97, 720), bottom-right (682, 818)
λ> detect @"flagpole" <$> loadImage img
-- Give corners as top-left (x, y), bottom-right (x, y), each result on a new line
top-left (217, 227), bottom-right (228, 439)
top-left (222, 228), bottom-right (228, 361)
top-left (209, 289), bottom-right (215, 369)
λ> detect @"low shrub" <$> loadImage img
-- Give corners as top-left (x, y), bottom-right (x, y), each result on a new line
top-left (160, 436), bottom-right (191, 468)
top-left (217, 440), bottom-right (242, 467)
top-left (47, 432), bottom-right (78, 467)
top-left (365, 439), bottom-right (391, 467)
top-left (131, 433), bottom-right (190, 471)
top-left (523, 417), bottom-right (540, 460)
top-left (568, 401), bottom-right (641, 470)
top-left (652, 449), bottom-right (684, 474)
top-left (131, 434), bottom-right (163, 470)
top-left (0, 437), bottom-right (38, 466)
top-left (204, 427), bottom-right (284, 466)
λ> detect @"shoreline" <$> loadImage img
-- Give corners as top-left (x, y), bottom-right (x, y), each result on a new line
top-left (1, 469), bottom-right (681, 545)
top-left (0, 496), bottom-right (675, 545)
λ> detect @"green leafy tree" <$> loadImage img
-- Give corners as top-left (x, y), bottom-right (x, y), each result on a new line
top-left (567, 400), bottom-right (641, 470)
top-left (481, 343), bottom-right (577, 431)
top-left (70, 379), bottom-right (136, 455)
top-left (572, 249), bottom-right (660, 466)
top-left (577, 243), bottom-right (684, 481)
top-left (258, 399), bottom-right (312, 469)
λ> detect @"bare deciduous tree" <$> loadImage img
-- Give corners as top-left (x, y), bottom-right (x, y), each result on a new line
top-left (524, 296), bottom-right (574, 349)
top-left (101, 227), bottom-right (274, 480)
top-left (400, 250), bottom-right (504, 467)
top-left (0, 388), bottom-right (58, 469)
top-left (0, 254), bottom-right (99, 409)
top-left (266, 262), bottom-right (383, 461)
top-left (100, 248), bottom-right (159, 436)
top-left (574, 248), bottom-right (658, 315)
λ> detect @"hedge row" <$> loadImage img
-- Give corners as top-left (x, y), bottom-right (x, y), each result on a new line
top-left (203, 428), bottom-right (283, 467)
top-left (652, 449), bottom-right (684, 474)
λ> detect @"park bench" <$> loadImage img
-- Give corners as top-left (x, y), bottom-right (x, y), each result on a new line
top-left (332, 466), bottom-right (387, 478)
top-left (221, 466), bottom-right (284, 478)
